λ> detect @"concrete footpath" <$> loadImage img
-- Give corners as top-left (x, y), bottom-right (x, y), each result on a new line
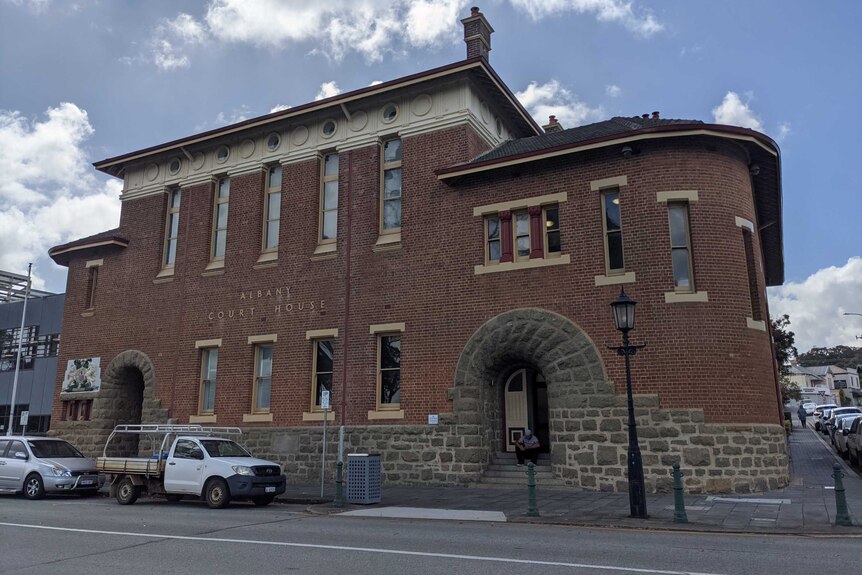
top-left (286, 425), bottom-right (862, 534)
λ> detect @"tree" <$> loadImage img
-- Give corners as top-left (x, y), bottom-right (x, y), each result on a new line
top-left (798, 345), bottom-right (862, 370)
top-left (771, 314), bottom-right (800, 405)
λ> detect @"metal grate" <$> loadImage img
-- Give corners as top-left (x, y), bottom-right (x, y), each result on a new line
top-left (347, 454), bottom-right (381, 505)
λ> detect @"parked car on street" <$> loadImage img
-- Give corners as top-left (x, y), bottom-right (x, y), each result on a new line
top-left (825, 407), bottom-right (862, 438)
top-left (814, 404), bottom-right (838, 430)
top-left (833, 414), bottom-right (862, 457)
top-left (0, 437), bottom-right (102, 499)
top-left (847, 418), bottom-right (862, 467)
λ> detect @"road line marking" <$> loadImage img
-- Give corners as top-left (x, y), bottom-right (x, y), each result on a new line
top-left (0, 521), bottom-right (728, 575)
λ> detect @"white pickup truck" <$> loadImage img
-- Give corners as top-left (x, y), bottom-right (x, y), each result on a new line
top-left (96, 424), bottom-right (286, 508)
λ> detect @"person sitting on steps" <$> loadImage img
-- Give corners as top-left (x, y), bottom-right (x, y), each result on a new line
top-left (515, 429), bottom-right (540, 466)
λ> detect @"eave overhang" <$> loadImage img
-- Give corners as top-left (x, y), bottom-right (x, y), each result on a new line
top-left (92, 58), bottom-right (540, 176)
top-left (49, 236), bottom-right (129, 267)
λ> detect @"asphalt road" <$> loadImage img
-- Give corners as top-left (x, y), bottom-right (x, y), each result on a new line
top-left (0, 495), bottom-right (858, 575)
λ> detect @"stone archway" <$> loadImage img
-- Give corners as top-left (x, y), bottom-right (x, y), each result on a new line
top-left (450, 308), bottom-right (613, 481)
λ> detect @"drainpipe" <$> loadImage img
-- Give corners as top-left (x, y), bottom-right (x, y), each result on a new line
top-left (339, 151), bottom-right (354, 458)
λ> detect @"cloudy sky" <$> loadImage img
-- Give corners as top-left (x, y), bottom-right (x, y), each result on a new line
top-left (1, 0), bottom-right (860, 352)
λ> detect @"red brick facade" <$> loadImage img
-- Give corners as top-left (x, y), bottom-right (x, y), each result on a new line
top-left (47, 26), bottom-right (786, 491)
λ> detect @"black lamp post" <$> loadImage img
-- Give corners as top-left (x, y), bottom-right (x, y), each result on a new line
top-left (610, 288), bottom-right (648, 518)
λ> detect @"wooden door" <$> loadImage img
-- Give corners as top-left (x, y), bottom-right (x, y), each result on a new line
top-left (505, 369), bottom-right (529, 452)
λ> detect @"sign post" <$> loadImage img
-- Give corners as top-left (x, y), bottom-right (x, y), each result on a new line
top-left (20, 410), bottom-right (29, 436)
top-left (320, 390), bottom-right (330, 497)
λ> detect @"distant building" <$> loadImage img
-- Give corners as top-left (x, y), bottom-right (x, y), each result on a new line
top-left (0, 270), bottom-right (63, 434)
top-left (47, 8), bottom-right (787, 493)
top-left (792, 364), bottom-right (861, 406)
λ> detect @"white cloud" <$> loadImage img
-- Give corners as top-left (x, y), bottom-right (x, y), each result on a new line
top-left (516, 80), bottom-right (603, 129)
top-left (776, 122), bottom-right (791, 143)
top-left (151, 13), bottom-right (206, 71)
top-left (605, 84), bottom-right (621, 98)
top-left (0, 104), bottom-right (121, 287)
top-left (369, 80), bottom-right (384, 86)
top-left (315, 81), bottom-right (342, 101)
top-left (509, 0), bottom-right (663, 37)
top-left (711, 91), bottom-right (763, 132)
top-left (768, 258), bottom-right (862, 353)
top-left (269, 104), bottom-right (291, 113)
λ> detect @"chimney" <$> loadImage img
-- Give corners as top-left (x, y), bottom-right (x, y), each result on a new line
top-left (652, 111), bottom-right (660, 120)
top-left (461, 6), bottom-right (494, 61)
top-left (641, 113), bottom-right (649, 120)
top-left (542, 115), bottom-right (563, 133)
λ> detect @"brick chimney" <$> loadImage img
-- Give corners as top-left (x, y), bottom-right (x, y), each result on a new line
top-left (461, 6), bottom-right (493, 61)
top-left (542, 115), bottom-right (563, 133)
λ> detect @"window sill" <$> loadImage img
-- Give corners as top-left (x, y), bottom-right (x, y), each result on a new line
top-left (155, 267), bottom-right (175, 279)
top-left (242, 413), bottom-right (273, 423)
top-left (475, 254), bottom-right (570, 275)
top-left (594, 271), bottom-right (636, 286)
top-left (303, 411), bottom-right (336, 422)
top-left (204, 260), bottom-right (225, 271)
top-left (252, 261), bottom-right (278, 270)
top-left (256, 251), bottom-right (278, 264)
top-left (80, 310), bottom-right (95, 318)
top-left (368, 409), bottom-right (405, 420)
top-left (190, 414), bottom-right (217, 423)
top-left (202, 268), bottom-right (225, 277)
top-left (373, 232), bottom-right (401, 253)
top-left (746, 317), bottom-right (766, 331)
top-left (152, 276), bottom-right (174, 284)
top-left (664, 291), bottom-right (709, 303)
top-left (311, 243), bottom-right (337, 261)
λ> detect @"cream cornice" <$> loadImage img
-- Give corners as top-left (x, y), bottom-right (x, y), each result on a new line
top-left (242, 413), bottom-right (273, 423)
top-left (303, 411), bottom-right (336, 422)
top-left (49, 240), bottom-right (127, 257)
top-left (657, 190), bottom-right (699, 203)
top-left (369, 322), bottom-right (406, 334)
top-left (85, 259), bottom-right (104, 268)
top-left (472, 191), bottom-right (567, 217)
top-left (97, 60), bottom-right (521, 171)
top-left (195, 338), bottom-right (222, 349)
top-left (247, 333), bottom-right (277, 344)
top-left (306, 328), bottom-right (339, 340)
top-left (439, 129), bottom-right (778, 181)
top-left (475, 255), bottom-right (571, 275)
top-left (227, 164), bottom-right (267, 178)
top-left (735, 216), bottom-right (755, 232)
top-left (590, 175), bottom-right (628, 191)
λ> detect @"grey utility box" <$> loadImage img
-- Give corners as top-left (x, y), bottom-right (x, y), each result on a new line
top-left (347, 453), bottom-right (381, 504)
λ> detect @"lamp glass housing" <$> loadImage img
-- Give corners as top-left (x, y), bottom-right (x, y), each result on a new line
top-left (611, 290), bottom-right (637, 332)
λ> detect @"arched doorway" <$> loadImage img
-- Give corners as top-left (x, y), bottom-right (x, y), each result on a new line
top-left (503, 368), bottom-right (549, 453)
top-left (451, 308), bottom-right (610, 477)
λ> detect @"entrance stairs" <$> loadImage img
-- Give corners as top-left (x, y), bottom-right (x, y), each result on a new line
top-left (475, 452), bottom-right (567, 488)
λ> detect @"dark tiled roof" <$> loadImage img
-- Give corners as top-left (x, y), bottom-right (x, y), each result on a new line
top-left (49, 228), bottom-right (128, 264)
top-left (470, 116), bottom-right (703, 164)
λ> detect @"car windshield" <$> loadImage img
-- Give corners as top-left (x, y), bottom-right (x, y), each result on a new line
top-left (200, 440), bottom-right (251, 458)
top-left (28, 440), bottom-right (84, 459)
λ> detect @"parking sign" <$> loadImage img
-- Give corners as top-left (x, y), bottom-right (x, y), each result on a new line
top-left (321, 390), bottom-right (330, 410)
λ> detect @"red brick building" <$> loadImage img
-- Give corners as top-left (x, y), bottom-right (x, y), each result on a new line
top-left (49, 8), bottom-right (787, 493)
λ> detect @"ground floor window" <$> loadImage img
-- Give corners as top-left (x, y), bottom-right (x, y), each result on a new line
top-left (378, 334), bottom-right (401, 408)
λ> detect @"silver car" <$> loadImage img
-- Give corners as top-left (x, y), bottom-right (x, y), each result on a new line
top-left (0, 437), bottom-right (102, 499)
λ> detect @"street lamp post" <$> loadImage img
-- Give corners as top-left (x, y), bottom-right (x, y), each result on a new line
top-left (610, 288), bottom-right (648, 519)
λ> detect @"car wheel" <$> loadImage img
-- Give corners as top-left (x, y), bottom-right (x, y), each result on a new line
top-left (251, 495), bottom-right (274, 507)
top-left (23, 474), bottom-right (45, 500)
top-left (205, 478), bottom-right (231, 509)
top-left (165, 494), bottom-right (183, 502)
top-left (116, 477), bottom-right (139, 505)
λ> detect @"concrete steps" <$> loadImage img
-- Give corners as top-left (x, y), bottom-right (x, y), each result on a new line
top-left (475, 452), bottom-right (567, 488)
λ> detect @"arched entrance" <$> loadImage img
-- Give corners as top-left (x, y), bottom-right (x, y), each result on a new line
top-left (502, 368), bottom-right (549, 453)
top-left (452, 308), bottom-right (611, 476)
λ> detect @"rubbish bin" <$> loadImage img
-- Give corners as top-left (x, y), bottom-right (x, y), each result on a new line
top-left (347, 453), bottom-right (381, 504)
